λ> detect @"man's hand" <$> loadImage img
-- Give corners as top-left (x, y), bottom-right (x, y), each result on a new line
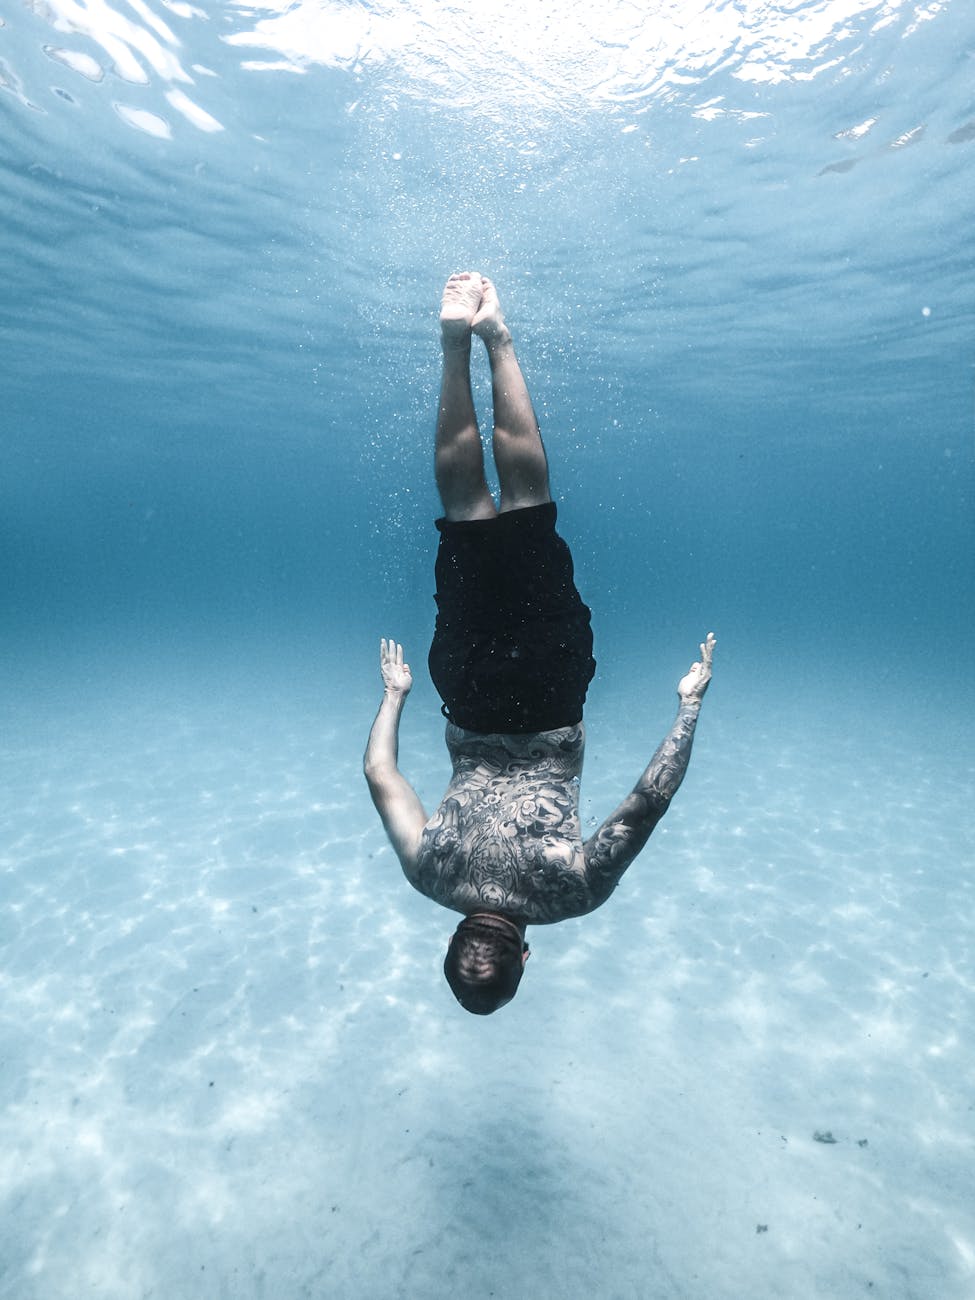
top-left (677, 632), bottom-right (716, 704)
top-left (380, 638), bottom-right (413, 697)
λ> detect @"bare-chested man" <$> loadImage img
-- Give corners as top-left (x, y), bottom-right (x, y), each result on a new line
top-left (364, 271), bottom-right (715, 1015)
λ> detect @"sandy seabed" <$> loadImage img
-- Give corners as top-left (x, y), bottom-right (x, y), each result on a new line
top-left (1, 651), bottom-right (972, 1300)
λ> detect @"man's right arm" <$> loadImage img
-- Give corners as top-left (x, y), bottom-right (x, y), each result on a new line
top-left (363, 640), bottom-right (428, 877)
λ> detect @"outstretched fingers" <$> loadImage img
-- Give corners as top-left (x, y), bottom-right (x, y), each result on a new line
top-left (678, 632), bottom-right (716, 702)
top-left (381, 637), bottom-right (405, 664)
top-left (380, 638), bottom-right (413, 694)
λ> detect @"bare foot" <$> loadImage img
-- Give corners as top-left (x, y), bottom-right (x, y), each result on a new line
top-left (440, 271), bottom-right (484, 349)
top-left (471, 276), bottom-right (511, 346)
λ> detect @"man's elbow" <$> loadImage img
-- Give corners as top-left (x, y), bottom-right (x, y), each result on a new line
top-left (363, 757), bottom-right (395, 792)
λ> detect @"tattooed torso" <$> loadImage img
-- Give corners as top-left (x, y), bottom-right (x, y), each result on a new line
top-left (414, 722), bottom-right (592, 924)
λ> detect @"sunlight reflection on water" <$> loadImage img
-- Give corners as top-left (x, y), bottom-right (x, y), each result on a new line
top-left (12, 0), bottom-right (955, 138)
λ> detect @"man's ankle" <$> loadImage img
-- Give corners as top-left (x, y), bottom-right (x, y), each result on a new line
top-left (441, 335), bottom-right (473, 355)
top-left (480, 326), bottom-right (513, 353)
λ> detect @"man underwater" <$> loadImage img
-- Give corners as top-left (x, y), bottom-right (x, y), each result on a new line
top-left (364, 272), bottom-right (715, 1015)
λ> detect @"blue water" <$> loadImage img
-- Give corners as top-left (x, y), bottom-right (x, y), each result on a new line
top-left (2, 2), bottom-right (974, 1297)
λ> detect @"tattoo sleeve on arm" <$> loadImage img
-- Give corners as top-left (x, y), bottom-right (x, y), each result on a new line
top-left (582, 701), bottom-right (702, 907)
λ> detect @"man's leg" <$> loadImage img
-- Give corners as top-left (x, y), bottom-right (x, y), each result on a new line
top-left (435, 273), bottom-right (498, 522)
top-left (472, 278), bottom-right (552, 514)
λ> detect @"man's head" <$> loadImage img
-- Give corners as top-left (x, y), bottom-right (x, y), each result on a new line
top-left (443, 913), bottom-right (530, 1015)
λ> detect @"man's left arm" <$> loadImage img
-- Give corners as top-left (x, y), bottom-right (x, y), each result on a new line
top-left (582, 633), bottom-right (715, 908)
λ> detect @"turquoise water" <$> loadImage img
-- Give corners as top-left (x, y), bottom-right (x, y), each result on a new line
top-left (2, 2), bottom-right (974, 1296)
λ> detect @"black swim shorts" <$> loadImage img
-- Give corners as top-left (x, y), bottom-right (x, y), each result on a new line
top-left (428, 501), bottom-right (596, 734)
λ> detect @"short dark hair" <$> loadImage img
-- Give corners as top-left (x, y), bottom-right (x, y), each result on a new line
top-left (443, 916), bottom-right (526, 1015)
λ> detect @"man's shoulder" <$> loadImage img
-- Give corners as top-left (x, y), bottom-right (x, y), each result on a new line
top-left (410, 814), bottom-right (475, 912)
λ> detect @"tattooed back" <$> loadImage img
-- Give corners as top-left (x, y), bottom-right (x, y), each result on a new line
top-left (413, 722), bottom-right (592, 924)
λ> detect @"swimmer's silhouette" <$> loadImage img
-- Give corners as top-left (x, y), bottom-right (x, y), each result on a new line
top-left (365, 273), bottom-right (715, 1014)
